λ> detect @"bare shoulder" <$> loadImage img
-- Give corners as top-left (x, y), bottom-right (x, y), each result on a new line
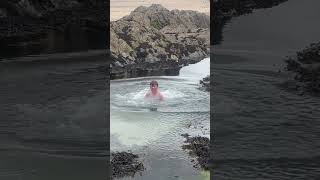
top-left (159, 92), bottom-right (164, 100)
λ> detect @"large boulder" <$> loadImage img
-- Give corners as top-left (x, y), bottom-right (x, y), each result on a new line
top-left (110, 4), bottom-right (210, 78)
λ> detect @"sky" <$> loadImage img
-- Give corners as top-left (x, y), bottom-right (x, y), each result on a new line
top-left (110, 0), bottom-right (210, 21)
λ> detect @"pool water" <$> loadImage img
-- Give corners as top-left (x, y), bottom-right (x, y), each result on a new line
top-left (110, 58), bottom-right (210, 180)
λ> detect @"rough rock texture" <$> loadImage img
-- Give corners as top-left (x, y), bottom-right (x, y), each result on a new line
top-left (111, 151), bottom-right (144, 179)
top-left (0, 1), bottom-right (107, 45)
top-left (181, 134), bottom-right (211, 170)
top-left (284, 42), bottom-right (320, 95)
top-left (200, 75), bottom-right (210, 91)
top-left (110, 4), bottom-right (210, 79)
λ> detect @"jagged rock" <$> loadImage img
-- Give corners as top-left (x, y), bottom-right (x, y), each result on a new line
top-left (111, 151), bottom-right (144, 179)
top-left (110, 4), bottom-right (210, 79)
top-left (284, 42), bottom-right (320, 95)
top-left (200, 75), bottom-right (210, 91)
top-left (181, 135), bottom-right (211, 170)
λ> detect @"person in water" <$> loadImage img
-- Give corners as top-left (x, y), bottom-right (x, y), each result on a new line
top-left (145, 80), bottom-right (164, 101)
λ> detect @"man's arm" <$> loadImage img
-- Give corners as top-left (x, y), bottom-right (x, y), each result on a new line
top-left (159, 93), bottom-right (164, 101)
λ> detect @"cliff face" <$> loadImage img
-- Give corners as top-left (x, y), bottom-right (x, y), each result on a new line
top-left (110, 4), bottom-right (210, 79)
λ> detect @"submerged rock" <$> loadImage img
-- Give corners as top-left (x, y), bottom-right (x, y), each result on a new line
top-left (181, 134), bottom-right (211, 170)
top-left (111, 151), bottom-right (144, 179)
top-left (284, 42), bottom-right (320, 95)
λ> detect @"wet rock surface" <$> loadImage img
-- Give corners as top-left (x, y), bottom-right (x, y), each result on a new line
top-left (284, 42), bottom-right (320, 95)
top-left (181, 134), bottom-right (211, 170)
top-left (111, 151), bottom-right (144, 179)
top-left (200, 75), bottom-right (210, 91)
top-left (110, 4), bottom-right (210, 79)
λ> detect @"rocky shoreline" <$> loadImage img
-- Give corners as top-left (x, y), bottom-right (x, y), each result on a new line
top-left (111, 151), bottom-right (144, 179)
top-left (0, 1), bottom-right (107, 34)
top-left (213, 0), bottom-right (289, 18)
top-left (0, 0), bottom-right (107, 58)
top-left (181, 133), bottom-right (211, 170)
top-left (284, 42), bottom-right (320, 95)
top-left (212, 0), bottom-right (289, 44)
top-left (110, 4), bottom-right (210, 79)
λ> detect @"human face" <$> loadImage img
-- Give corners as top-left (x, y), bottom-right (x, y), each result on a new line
top-left (150, 83), bottom-right (158, 93)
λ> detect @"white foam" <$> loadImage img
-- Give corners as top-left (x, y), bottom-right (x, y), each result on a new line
top-left (161, 89), bottom-right (186, 99)
top-left (179, 57), bottom-right (210, 81)
top-left (110, 111), bottom-right (181, 148)
top-left (110, 57), bottom-right (211, 149)
top-left (112, 87), bottom-right (187, 109)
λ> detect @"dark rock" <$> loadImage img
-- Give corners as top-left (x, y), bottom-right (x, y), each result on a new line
top-left (284, 42), bottom-right (320, 95)
top-left (212, 0), bottom-right (289, 45)
top-left (111, 151), bottom-right (144, 179)
top-left (181, 135), bottom-right (211, 170)
top-left (200, 75), bottom-right (210, 91)
top-left (181, 133), bottom-right (190, 138)
top-left (213, 0), bottom-right (289, 17)
top-left (0, 0), bottom-right (107, 57)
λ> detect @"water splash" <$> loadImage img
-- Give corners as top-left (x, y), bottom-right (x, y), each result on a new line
top-left (179, 57), bottom-right (210, 81)
top-left (110, 58), bottom-right (210, 179)
top-left (111, 58), bottom-right (210, 147)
